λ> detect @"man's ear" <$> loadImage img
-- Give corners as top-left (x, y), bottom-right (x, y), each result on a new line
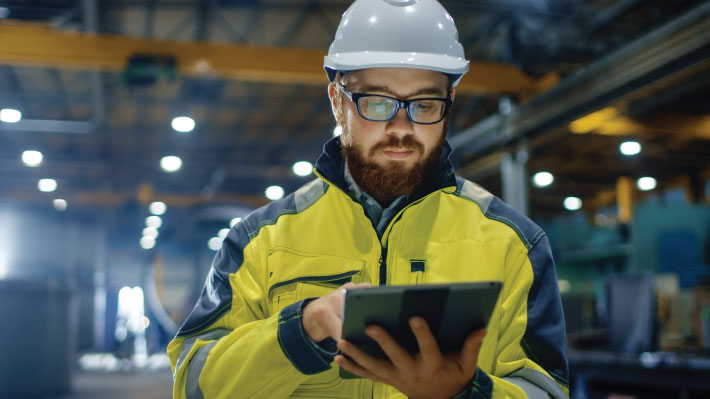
top-left (328, 83), bottom-right (339, 117)
top-left (450, 88), bottom-right (456, 101)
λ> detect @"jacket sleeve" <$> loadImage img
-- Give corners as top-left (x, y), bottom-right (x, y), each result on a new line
top-left (468, 234), bottom-right (570, 399)
top-left (167, 221), bottom-right (334, 399)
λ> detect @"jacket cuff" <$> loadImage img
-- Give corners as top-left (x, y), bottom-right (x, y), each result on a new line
top-left (277, 299), bottom-right (333, 375)
top-left (450, 368), bottom-right (494, 399)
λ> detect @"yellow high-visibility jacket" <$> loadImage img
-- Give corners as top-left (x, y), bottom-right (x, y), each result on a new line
top-left (168, 138), bottom-right (569, 398)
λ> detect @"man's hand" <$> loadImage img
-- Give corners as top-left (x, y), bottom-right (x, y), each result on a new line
top-left (335, 316), bottom-right (486, 399)
top-left (302, 282), bottom-right (372, 342)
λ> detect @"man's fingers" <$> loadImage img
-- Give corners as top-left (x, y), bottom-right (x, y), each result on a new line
top-left (460, 329), bottom-right (486, 371)
top-left (409, 317), bottom-right (442, 363)
top-left (334, 355), bottom-right (383, 383)
top-left (336, 282), bottom-right (372, 319)
top-left (365, 325), bottom-right (414, 369)
top-left (337, 339), bottom-right (393, 379)
top-left (340, 282), bottom-right (372, 290)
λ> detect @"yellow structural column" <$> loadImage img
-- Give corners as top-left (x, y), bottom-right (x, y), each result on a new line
top-left (617, 176), bottom-right (634, 223)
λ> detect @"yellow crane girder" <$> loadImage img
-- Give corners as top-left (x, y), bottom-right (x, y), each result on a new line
top-left (0, 23), bottom-right (552, 95)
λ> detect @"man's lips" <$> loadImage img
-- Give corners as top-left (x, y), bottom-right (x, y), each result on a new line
top-left (382, 149), bottom-right (414, 159)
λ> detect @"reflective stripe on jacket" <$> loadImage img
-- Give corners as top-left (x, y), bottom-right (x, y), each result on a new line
top-left (167, 137), bottom-right (569, 399)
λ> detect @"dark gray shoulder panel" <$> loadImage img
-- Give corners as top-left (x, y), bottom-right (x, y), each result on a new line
top-left (242, 178), bottom-right (327, 239)
top-left (454, 175), bottom-right (544, 250)
top-left (523, 235), bottom-right (569, 388)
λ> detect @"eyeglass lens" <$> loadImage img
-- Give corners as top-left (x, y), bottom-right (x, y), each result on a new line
top-left (358, 96), bottom-right (445, 123)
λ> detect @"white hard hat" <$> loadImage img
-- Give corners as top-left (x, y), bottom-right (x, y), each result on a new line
top-left (324, 0), bottom-right (469, 86)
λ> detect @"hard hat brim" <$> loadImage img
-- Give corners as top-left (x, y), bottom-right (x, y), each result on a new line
top-left (324, 51), bottom-right (469, 82)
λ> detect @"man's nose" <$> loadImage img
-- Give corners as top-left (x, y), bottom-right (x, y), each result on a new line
top-left (385, 106), bottom-right (414, 138)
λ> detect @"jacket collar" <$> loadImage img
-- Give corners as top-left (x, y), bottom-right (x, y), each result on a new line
top-left (314, 136), bottom-right (457, 202)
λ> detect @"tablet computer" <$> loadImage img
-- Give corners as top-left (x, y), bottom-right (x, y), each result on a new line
top-left (340, 281), bottom-right (501, 379)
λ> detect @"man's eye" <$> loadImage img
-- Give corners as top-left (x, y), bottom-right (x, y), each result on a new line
top-left (413, 102), bottom-right (434, 111)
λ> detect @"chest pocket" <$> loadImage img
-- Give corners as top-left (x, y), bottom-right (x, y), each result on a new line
top-left (266, 246), bottom-right (367, 316)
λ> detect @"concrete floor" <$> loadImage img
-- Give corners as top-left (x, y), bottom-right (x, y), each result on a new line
top-left (64, 370), bottom-right (173, 399)
top-left (6, 369), bottom-right (175, 399)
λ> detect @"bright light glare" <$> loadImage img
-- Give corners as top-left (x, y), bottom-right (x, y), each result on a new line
top-left (218, 228), bottom-right (230, 240)
top-left (160, 156), bottom-right (182, 173)
top-left (620, 141), bottom-right (641, 156)
top-left (0, 108), bottom-right (21, 123)
top-left (53, 199), bottom-right (67, 211)
top-left (140, 236), bottom-right (155, 249)
top-left (532, 172), bottom-right (554, 188)
top-left (149, 201), bottom-right (167, 215)
top-left (292, 161), bottom-right (313, 177)
top-left (637, 177), bottom-right (657, 191)
top-left (333, 125), bottom-right (343, 137)
top-left (564, 197), bottom-right (582, 211)
top-left (230, 217), bottom-right (242, 227)
top-left (208, 237), bottom-right (222, 251)
top-left (145, 215), bottom-right (162, 228)
top-left (265, 185), bottom-right (285, 200)
top-left (22, 150), bottom-right (43, 167)
top-left (38, 178), bottom-right (57, 192)
top-left (142, 227), bottom-right (159, 239)
top-left (171, 116), bottom-right (195, 133)
top-left (117, 287), bottom-right (146, 335)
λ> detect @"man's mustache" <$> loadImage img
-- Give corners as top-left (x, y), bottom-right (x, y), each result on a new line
top-left (369, 136), bottom-right (424, 156)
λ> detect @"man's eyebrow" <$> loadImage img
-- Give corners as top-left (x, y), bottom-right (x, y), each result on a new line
top-left (353, 85), bottom-right (447, 97)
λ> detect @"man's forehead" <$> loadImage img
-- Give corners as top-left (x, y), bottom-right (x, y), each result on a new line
top-left (343, 68), bottom-right (449, 96)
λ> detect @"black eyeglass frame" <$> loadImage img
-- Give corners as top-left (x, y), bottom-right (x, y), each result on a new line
top-left (338, 85), bottom-right (452, 125)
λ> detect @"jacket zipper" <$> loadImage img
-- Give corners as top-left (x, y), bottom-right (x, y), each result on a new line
top-left (378, 246), bottom-right (388, 286)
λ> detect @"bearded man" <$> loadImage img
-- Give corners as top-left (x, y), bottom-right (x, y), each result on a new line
top-left (168, 1), bottom-right (569, 398)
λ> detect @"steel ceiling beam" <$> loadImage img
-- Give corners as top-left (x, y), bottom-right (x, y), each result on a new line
top-left (451, 2), bottom-right (710, 158)
top-left (0, 23), bottom-right (549, 95)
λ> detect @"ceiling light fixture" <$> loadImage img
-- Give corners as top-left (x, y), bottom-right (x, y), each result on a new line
top-left (53, 199), bottom-right (67, 211)
top-left (265, 186), bottom-right (284, 201)
top-left (292, 161), bottom-right (313, 177)
top-left (140, 236), bottom-right (156, 250)
top-left (145, 215), bottom-right (162, 228)
top-left (532, 171), bottom-right (554, 188)
top-left (171, 116), bottom-right (195, 133)
top-left (22, 150), bottom-right (43, 167)
top-left (160, 156), bottom-right (182, 173)
top-left (142, 227), bottom-right (159, 239)
top-left (620, 141), bottom-right (641, 156)
top-left (637, 177), bottom-right (657, 191)
top-left (0, 108), bottom-right (21, 123)
top-left (38, 178), bottom-right (57, 192)
top-left (207, 237), bottom-right (222, 251)
top-left (149, 201), bottom-right (167, 215)
top-left (563, 197), bottom-right (582, 211)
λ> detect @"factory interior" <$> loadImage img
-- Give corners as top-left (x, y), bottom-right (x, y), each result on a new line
top-left (0, 0), bottom-right (709, 398)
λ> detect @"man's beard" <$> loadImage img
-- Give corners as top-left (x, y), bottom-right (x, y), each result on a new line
top-left (341, 118), bottom-right (448, 206)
